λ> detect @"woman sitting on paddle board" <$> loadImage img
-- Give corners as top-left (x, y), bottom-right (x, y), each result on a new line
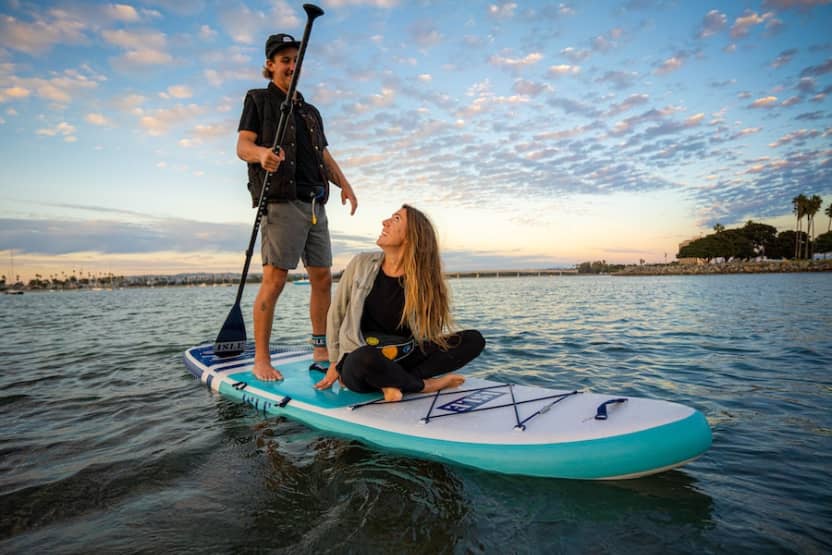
top-left (314, 204), bottom-right (484, 401)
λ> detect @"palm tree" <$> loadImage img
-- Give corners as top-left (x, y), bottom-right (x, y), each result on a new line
top-left (713, 223), bottom-right (725, 234)
top-left (826, 202), bottom-right (832, 233)
top-left (793, 194), bottom-right (807, 258)
top-left (805, 194), bottom-right (823, 258)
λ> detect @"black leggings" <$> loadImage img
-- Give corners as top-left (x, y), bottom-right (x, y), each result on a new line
top-left (338, 330), bottom-right (485, 394)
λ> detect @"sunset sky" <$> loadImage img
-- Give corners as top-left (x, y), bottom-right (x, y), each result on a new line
top-left (1, 0), bottom-right (831, 281)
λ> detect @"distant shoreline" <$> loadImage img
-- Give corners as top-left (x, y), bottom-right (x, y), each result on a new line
top-left (612, 259), bottom-right (832, 276)
top-left (4, 260), bottom-right (832, 293)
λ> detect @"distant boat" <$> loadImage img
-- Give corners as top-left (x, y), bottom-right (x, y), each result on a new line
top-left (5, 249), bottom-right (23, 295)
top-left (293, 279), bottom-right (311, 285)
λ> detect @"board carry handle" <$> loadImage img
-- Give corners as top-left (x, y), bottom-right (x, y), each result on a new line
top-left (594, 398), bottom-right (628, 420)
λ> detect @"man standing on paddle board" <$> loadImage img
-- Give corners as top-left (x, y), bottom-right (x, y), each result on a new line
top-left (237, 32), bottom-right (357, 381)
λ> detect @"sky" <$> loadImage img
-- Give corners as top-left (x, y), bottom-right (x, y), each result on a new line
top-left (1, 0), bottom-right (831, 281)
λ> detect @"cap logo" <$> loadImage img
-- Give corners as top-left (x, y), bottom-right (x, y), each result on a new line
top-left (283, 36), bottom-right (291, 42)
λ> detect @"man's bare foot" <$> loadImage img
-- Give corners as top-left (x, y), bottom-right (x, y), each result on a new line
top-left (313, 345), bottom-right (329, 362)
top-left (422, 374), bottom-right (465, 393)
top-left (252, 359), bottom-right (283, 381)
top-left (382, 387), bottom-right (403, 402)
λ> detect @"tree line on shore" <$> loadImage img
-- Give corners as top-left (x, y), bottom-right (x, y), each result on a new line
top-left (577, 194), bottom-right (831, 273)
top-left (678, 194), bottom-right (831, 263)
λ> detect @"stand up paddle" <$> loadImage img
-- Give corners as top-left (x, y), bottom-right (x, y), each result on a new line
top-left (214, 3), bottom-right (325, 358)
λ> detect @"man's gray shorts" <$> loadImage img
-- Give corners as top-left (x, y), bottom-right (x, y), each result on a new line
top-left (261, 201), bottom-right (332, 269)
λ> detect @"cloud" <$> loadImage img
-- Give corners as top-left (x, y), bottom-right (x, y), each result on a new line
top-left (409, 20), bottom-right (443, 48)
top-left (768, 128), bottom-right (822, 148)
top-left (794, 110), bottom-right (825, 120)
top-left (488, 2), bottom-right (518, 19)
top-left (198, 25), bottom-right (217, 40)
top-left (0, 203), bottom-right (376, 267)
top-left (113, 93), bottom-right (147, 115)
top-left (0, 11), bottom-right (88, 55)
top-left (489, 51), bottom-right (544, 71)
top-left (118, 49), bottom-right (174, 65)
top-left (138, 0), bottom-right (206, 16)
top-left (771, 48), bottom-right (798, 68)
top-left (139, 103), bottom-right (205, 135)
top-left (763, 0), bottom-right (832, 10)
top-left (615, 109), bottom-right (703, 146)
top-left (4, 70), bottom-right (101, 106)
top-left (162, 85), bottom-right (193, 99)
top-left (749, 96), bottom-right (778, 108)
top-left (102, 28), bottom-right (173, 67)
top-left (656, 56), bottom-right (683, 75)
top-left (548, 64), bottom-right (580, 77)
top-left (101, 28), bottom-right (166, 50)
top-left (797, 76), bottom-right (816, 93)
top-left (697, 9), bottom-right (727, 38)
top-left (693, 147), bottom-right (831, 227)
top-left (0, 216), bottom-right (247, 255)
top-left (546, 97), bottom-right (602, 118)
top-left (104, 4), bottom-right (141, 22)
top-left (219, 1), bottom-right (300, 46)
top-left (512, 79), bottom-right (550, 96)
top-left (36, 122), bottom-right (76, 139)
top-left (730, 11), bottom-right (775, 38)
top-left (591, 29), bottom-right (624, 53)
top-left (457, 90), bottom-right (530, 119)
top-left (326, 0), bottom-right (399, 6)
top-left (370, 87), bottom-right (396, 107)
top-left (597, 70), bottom-right (639, 90)
top-left (737, 127), bottom-right (762, 137)
top-left (685, 113), bottom-right (705, 126)
top-left (0, 86), bottom-right (30, 102)
top-left (85, 113), bottom-right (111, 126)
top-left (800, 57), bottom-right (832, 77)
top-left (561, 47), bottom-right (591, 62)
top-left (605, 94), bottom-right (650, 116)
top-left (203, 69), bottom-right (223, 87)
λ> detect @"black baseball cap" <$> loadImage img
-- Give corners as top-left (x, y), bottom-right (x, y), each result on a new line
top-left (265, 33), bottom-right (300, 59)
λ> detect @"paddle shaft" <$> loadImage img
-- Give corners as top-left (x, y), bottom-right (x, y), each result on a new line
top-left (232, 3), bottom-right (325, 306)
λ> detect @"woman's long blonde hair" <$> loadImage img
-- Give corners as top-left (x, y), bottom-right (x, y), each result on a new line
top-left (398, 204), bottom-right (454, 349)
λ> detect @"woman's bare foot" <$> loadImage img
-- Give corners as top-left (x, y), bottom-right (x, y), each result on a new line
top-left (422, 374), bottom-right (465, 393)
top-left (382, 387), bottom-right (403, 402)
top-left (252, 359), bottom-right (283, 381)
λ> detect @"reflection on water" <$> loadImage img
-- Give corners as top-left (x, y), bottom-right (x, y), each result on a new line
top-left (1, 274), bottom-right (831, 552)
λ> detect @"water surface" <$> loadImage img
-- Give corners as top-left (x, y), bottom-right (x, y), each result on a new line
top-left (1, 273), bottom-right (830, 553)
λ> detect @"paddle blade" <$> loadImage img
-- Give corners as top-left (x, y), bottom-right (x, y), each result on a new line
top-left (214, 303), bottom-right (247, 358)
